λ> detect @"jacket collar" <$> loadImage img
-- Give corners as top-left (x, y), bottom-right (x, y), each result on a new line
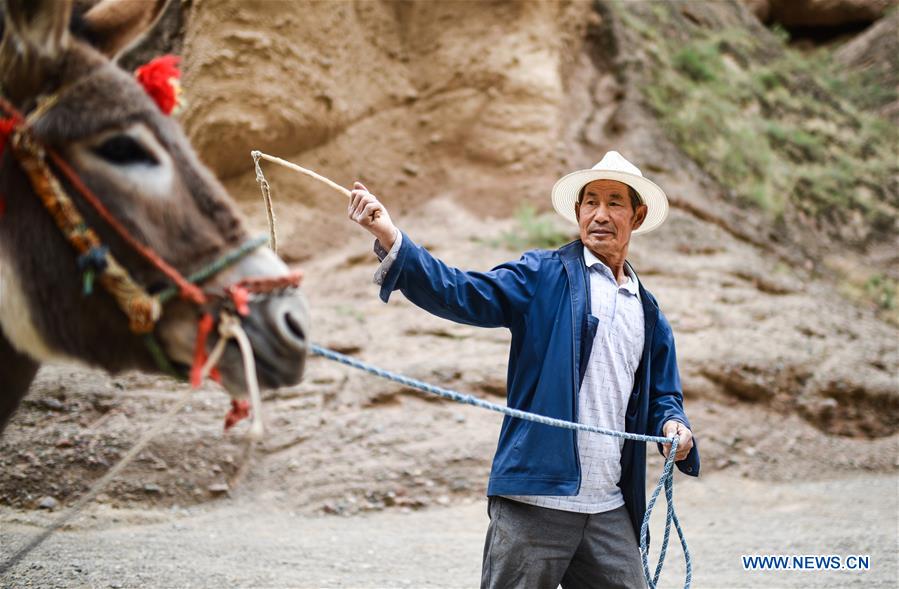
top-left (558, 239), bottom-right (586, 275)
top-left (584, 247), bottom-right (641, 298)
top-left (560, 239), bottom-right (660, 322)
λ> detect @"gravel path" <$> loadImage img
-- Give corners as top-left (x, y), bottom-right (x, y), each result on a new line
top-left (2, 472), bottom-right (896, 588)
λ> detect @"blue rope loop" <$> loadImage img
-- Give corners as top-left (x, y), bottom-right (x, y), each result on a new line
top-left (309, 343), bottom-right (692, 589)
top-left (77, 245), bottom-right (109, 295)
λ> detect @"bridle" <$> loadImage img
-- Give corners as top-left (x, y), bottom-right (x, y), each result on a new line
top-left (0, 92), bottom-right (302, 386)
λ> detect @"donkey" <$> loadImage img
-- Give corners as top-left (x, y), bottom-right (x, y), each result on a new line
top-left (0, 0), bottom-right (309, 433)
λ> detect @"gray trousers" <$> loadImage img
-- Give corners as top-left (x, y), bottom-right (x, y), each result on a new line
top-left (481, 497), bottom-right (647, 589)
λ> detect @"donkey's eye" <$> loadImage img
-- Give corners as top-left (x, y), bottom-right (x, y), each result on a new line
top-left (92, 135), bottom-right (158, 166)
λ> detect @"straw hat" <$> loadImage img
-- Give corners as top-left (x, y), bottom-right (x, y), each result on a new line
top-left (550, 151), bottom-right (669, 235)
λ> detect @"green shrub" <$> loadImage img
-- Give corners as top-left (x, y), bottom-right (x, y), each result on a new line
top-left (634, 11), bottom-right (897, 238)
top-left (865, 274), bottom-right (897, 310)
top-left (673, 43), bottom-right (720, 82)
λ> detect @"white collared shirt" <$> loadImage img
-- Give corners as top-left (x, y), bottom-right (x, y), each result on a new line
top-left (504, 246), bottom-right (644, 513)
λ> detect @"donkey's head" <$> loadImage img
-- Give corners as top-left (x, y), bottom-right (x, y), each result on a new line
top-left (0, 0), bottom-right (308, 399)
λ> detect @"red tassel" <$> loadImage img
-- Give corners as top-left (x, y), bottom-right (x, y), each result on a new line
top-left (190, 313), bottom-right (215, 387)
top-left (227, 284), bottom-right (251, 316)
top-left (224, 399), bottom-right (251, 431)
top-left (135, 55), bottom-right (182, 115)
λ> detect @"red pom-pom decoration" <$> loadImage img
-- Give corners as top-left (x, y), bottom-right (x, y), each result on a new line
top-left (135, 55), bottom-right (182, 115)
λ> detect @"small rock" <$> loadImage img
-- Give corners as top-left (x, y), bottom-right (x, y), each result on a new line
top-left (40, 398), bottom-right (65, 411)
top-left (55, 438), bottom-right (74, 449)
top-left (94, 399), bottom-right (117, 413)
top-left (450, 478), bottom-right (469, 492)
top-left (322, 502), bottom-right (341, 515)
top-left (402, 163), bottom-right (420, 177)
top-left (38, 496), bottom-right (59, 510)
top-left (715, 458), bottom-right (736, 470)
top-left (207, 483), bottom-right (230, 495)
top-left (142, 483), bottom-right (162, 494)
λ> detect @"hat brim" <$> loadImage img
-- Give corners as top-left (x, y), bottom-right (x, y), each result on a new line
top-left (550, 170), bottom-right (669, 235)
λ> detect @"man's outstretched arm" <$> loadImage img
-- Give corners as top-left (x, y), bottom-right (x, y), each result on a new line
top-left (348, 182), bottom-right (542, 329)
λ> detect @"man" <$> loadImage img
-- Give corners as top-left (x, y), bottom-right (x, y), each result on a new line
top-left (348, 151), bottom-right (699, 589)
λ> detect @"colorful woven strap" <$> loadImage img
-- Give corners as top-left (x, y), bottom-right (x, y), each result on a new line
top-left (10, 129), bottom-right (161, 333)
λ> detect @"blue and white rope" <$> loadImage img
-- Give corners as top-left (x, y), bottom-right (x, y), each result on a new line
top-left (310, 343), bottom-right (692, 589)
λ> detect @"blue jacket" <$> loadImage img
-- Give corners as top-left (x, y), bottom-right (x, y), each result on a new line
top-left (379, 232), bottom-right (700, 540)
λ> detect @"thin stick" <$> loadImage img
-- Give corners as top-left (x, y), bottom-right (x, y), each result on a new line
top-left (252, 152), bottom-right (278, 253)
top-left (251, 151), bottom-right (351, 199)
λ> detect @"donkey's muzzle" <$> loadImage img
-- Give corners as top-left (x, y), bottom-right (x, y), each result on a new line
top-left (267, 295), bottom-right (308, 353)
top-left (242, 292), bottom-right (309, 387)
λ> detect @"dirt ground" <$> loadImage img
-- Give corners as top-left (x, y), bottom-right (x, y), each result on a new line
top-left (2, 473), bottom-right (896, 588)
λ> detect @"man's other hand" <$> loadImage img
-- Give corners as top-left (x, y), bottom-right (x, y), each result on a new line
top-left (348, 181), bottom-right (398, 250)
top-left (662, 420), bottom-right (693, 462)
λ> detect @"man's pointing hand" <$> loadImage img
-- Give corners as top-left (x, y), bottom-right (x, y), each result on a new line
top-left (348, 181), bottom-right (398, 250)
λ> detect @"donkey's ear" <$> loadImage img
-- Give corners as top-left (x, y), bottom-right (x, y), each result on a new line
top-left (80, 0), bottom-right (168, 60)
top-left (2, 0), bottom-right (72, 59)
top-left (0, 0), bottom-right (72, 101)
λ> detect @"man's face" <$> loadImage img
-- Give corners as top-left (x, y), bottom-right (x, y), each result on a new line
top-left (575, 179), bottom-right (647, 259)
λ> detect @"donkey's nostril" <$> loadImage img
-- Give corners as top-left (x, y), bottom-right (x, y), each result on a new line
top-left (284, 310), bottom-right (306, 342)
top-left (249, 295), bottom-right (308, 361)
top-left (269, 296), bottom-right (308, 353)
top-left (240, 295), bottom-right (308, 387)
